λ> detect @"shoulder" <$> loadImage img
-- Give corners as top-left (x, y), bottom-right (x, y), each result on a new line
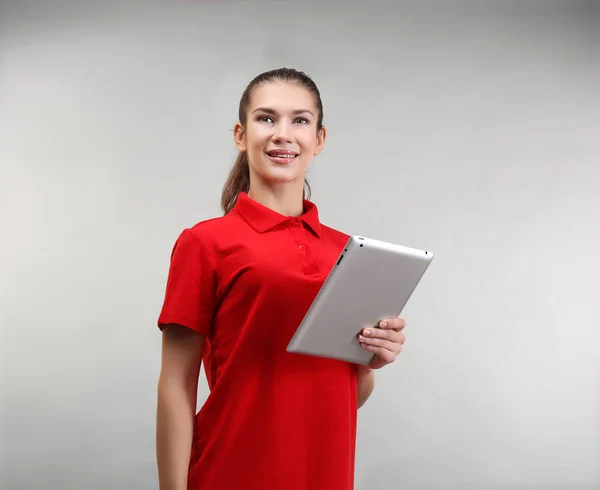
top-left (185, 206), bottom-right (248, 238)
top-left (170, 213), bottom-right (235, 255)
top-left (185, 215), bottom-right (229, 240)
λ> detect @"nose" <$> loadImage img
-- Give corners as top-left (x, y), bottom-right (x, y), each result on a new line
top-left (272, 121), bottom-right (293, 143)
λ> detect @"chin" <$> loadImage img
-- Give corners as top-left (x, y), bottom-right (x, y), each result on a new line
top-left (263, 171), bottom-right (301, 185)
top-left (259, 164), bottom-right (300, 180)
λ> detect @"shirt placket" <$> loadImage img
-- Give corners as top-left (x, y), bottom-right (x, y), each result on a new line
top-left (286, 219), bottom-right (320, 276)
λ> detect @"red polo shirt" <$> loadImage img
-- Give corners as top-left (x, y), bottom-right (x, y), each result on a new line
top-left (157, 192), bottom-right (357, 490)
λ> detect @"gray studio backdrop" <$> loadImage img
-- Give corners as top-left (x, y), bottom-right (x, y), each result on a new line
top-left (1, 0), bottom-right (598, 489)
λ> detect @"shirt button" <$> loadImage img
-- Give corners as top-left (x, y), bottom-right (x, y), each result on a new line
top-left (299, 244), bottom-right (306, 250)
top-left (292, 222), bottom-right (299, 227)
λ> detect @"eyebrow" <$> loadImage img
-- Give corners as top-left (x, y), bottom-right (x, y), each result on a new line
top-left (252, 107), bottom-right (315, 117)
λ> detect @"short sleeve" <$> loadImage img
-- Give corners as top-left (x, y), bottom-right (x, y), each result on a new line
top-left (157, 228), bottom-right (218, 336)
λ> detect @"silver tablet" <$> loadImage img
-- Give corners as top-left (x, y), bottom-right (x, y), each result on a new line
top-left (286, 235), bottom-right (434, 365)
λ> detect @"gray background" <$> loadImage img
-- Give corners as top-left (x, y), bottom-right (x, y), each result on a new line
top-left (1, 0), bottom-right (599, 489)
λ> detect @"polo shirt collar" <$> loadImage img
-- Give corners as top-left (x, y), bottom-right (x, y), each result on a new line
top-left (234, 192), bottom-right (322, 238)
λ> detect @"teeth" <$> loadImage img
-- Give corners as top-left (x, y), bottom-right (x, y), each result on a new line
top-left (270, 153), bottom-right (296, 158)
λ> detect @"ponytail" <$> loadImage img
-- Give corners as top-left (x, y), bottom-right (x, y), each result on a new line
top-left (221, 152), bottom-right (250, 214)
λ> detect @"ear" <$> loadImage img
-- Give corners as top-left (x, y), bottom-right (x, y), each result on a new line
top-left (233, 122), bottom-right (247, 152)
top-left (313, 125), bottom-right (327, 156)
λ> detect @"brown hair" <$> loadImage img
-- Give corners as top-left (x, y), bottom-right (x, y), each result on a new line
top-left (220, 67), bottom-right (324, 214)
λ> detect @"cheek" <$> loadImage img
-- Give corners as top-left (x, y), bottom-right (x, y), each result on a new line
top-left (297, 129), bottom-right (318, 147)
top-left (246, 126), bottom-right (270, 149)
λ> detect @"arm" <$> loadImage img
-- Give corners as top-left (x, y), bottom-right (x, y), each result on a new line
top-left (156, 324), bottom-right (205, 490)
top-left (357, 365), bottom-right (375, 408)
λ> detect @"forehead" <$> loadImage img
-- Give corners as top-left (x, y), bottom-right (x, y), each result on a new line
top-left (249, 81), bottom-right (316, 112)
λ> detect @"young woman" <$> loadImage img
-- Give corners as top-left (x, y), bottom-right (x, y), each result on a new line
top-left (156, 67), bottom-right (407, 490)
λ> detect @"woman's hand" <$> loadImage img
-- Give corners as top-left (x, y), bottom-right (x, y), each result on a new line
top-left (357, 317), bottom-right (406, 370)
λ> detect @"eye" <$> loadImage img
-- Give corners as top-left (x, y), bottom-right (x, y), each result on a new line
top-left (295, 117), bottom-right (310, 124)
top-left (257, 115), bottom-right (274, 123)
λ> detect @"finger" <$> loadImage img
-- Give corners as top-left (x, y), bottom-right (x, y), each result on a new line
top-left (361, 327), bottom-right (394, 340)
top-left (378, 317), bottom-right (406, 330)
top-left (359, 343), bottom-right (398, 363)
top-left (358, 335), bottom-right (402, 354)
top-left (362, 327), bottom-right (405, 344)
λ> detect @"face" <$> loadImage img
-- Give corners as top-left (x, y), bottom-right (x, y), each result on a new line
top-left (234, 81), bottom-right (326, 191)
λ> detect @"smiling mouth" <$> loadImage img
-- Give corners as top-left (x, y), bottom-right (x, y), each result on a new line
top-left (266, 151), bottom-right (299, 158)
top-left (266, 151), bottom-right (299, 163)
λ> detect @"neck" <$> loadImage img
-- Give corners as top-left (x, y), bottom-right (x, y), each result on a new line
top-left (247, 180), bottom-right (305, 217)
